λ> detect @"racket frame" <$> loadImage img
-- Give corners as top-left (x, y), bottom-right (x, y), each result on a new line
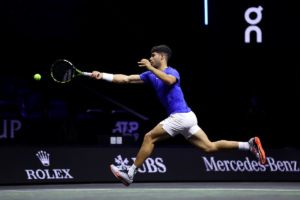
top-left (50, 59), bottom-right (91, 83)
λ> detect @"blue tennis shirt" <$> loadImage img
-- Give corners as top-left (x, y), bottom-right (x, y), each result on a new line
top-left (140, 67), bottom-right (191, 115)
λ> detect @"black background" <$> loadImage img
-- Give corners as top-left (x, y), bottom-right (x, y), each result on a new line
top-left (0, 0), bottom-right (299, 148)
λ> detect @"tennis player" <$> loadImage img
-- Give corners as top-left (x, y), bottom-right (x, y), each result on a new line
top-left (91, 44), bottom-right (266, 186)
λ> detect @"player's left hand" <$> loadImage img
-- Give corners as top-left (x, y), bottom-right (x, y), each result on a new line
top-left (138, 59), bottom-right (151, 68)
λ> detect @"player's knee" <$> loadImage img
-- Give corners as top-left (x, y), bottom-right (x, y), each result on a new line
top-left (203, 143), bottom-right (217, 153)
top-left (143, 132), bottom-right (153, 143)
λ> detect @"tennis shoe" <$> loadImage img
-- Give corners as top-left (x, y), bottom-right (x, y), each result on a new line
top-left (110, 164), bottom-right (133, 186)
top-left (249, 137), bottom-right (266, 165)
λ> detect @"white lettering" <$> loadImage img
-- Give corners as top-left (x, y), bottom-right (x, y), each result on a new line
top-left (138, 165), bottom-right (146, 173)
top-left (10, 120), bottom-right (22, 138)
top-left (112, 121), bottom-right (140, 141)
top-left (131, 157), bottom-right (166, 174)
top-left (155, 157), bottom-right (167, 173)
top-left (0, 119), bottom-right (8, 139)
top-left (0, 119), bottom-right (22, 139)
top-left (251, 160), bottom-right (260, 172)
top-left (229, 160), bottom-right (238, 172)
top-left (202, 156), bottom-right (218, 171)
top-left (25, 169), bottom-right (74, 180)
top-left (53, 169), bottom-right (64, 179)
top-left (267, 157), bottom-right (277, 171)
top-left (25, 169), bottom-right (37, 180)
top-left (244, 157), bottom-right (253, 171)
top-left (283, 161), bottom-right (292, 172)
top-left (237, 160), bottom-right (245, 171)
top-left (202, 156), bottom-right (299, 173)
top-left (36, 169), bottom-right (46, 179)
top-left (223, 160), bottom-right (231, 171)
top-left (61, 169), bottom-right (74, 179)
top-left (216, 160), bottom-right (225, 171)
top-left (145, 158), bottom-right (158, 173)
top-left (292, 161), bottom-right (300, 172)
top-left (45, 169), bottom-right (55, 179)
top-left (244, 6), bottom-right (263, 43)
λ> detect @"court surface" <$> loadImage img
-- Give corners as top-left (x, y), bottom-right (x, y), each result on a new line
top-left (1, 182), bottom-right (300, 200)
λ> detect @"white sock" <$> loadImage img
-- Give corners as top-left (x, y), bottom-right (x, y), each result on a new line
top-left (238, 142), bottom-right (250, 150)
top-left (128, 164), bottom-right (137, 178)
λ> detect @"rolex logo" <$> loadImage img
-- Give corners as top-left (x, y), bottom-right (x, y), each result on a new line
top-left (36, 150), bottom-right (50, 166)
top-left (25, 150), bottom-right (74, 180)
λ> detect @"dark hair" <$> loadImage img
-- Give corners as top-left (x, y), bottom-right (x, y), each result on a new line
top-left (151, 44), bottom-right (172, 61)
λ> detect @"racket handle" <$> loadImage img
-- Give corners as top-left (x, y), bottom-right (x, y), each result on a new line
top-left (82, 72), bottom-right (92, 77)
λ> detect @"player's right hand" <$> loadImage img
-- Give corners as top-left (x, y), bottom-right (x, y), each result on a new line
top-left (91, 71), bottom-right (102, 79)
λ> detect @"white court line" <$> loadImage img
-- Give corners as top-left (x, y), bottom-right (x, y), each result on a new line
top-left (2, 188), bottom-right (300, 193)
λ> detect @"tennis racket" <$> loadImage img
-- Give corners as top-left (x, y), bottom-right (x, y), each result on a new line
top-left (50, 59), bottom-right (93, 83)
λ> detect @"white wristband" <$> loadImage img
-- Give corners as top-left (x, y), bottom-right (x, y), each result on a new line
top-left (102, 73), bottom-right (114, 82)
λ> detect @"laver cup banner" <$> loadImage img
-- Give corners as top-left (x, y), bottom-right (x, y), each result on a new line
top-left (0, 147), bottom-right (299, 184)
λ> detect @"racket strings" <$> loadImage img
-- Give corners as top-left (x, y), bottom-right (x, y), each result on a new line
top-left (63, 68), bottom-right (73, 81)
top-left (51, 60), bottom-right (75, 83)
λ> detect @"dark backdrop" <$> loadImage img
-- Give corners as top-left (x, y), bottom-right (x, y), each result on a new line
top-left (0, 0), bottom-right (299, 148)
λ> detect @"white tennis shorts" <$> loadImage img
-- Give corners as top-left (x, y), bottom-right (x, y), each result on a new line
top-left (159, 111), bottom-right (201, 139)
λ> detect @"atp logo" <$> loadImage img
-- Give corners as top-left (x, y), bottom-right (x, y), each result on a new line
top-left (113, 121), bottom-right (140, 141)
top-left (113, 154), bottom-right (167, 173)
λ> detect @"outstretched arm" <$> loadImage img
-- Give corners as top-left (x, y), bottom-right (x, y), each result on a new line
top-left (91, 71), bottom-right (143, 84)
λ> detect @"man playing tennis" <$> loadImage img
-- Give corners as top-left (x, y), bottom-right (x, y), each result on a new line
top-left (91, 44), bottom-right (266, 186)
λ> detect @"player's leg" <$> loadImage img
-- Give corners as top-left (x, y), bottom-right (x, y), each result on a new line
top-left (187, 128), bottom-right (239, 152)
top-left (187, 128), bottom-right (266, 164)
top-left (133, 123), bottom-right (171, 168)
top-left (110, 123), bottom-right (170, 186)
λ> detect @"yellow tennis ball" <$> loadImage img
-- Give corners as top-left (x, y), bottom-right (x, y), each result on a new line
top-left (33, 73), bottom-right (41, 81)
